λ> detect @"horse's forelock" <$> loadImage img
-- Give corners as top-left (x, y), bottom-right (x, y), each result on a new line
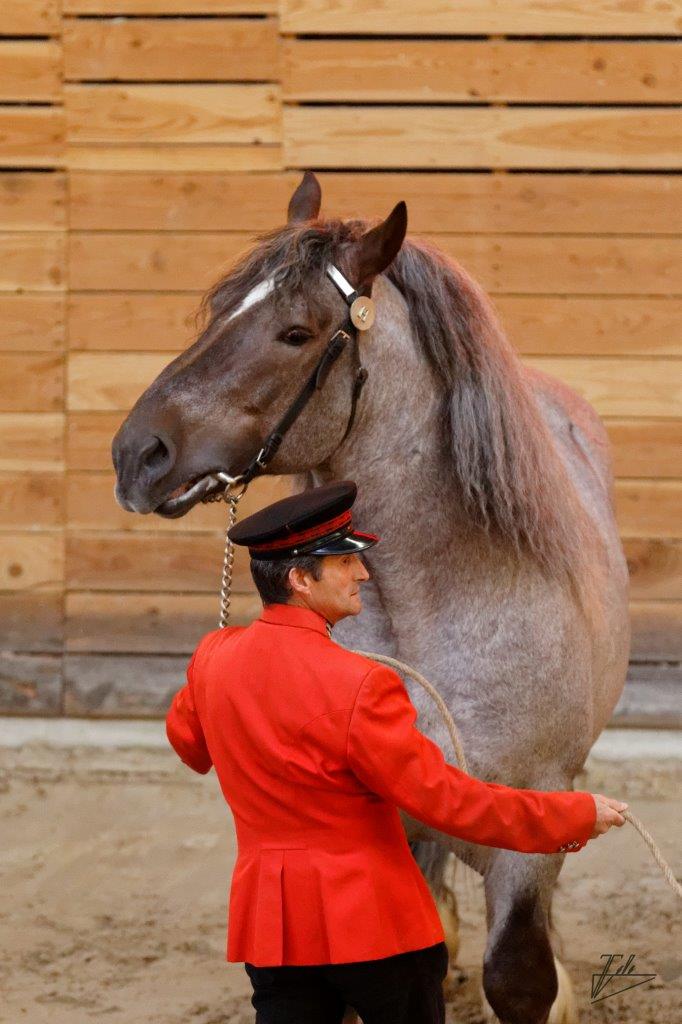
top-left (194, 217), bottom-right (371, 333)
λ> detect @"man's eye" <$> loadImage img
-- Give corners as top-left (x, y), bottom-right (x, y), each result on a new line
top-left (280, 327), bottom-right (311, 346)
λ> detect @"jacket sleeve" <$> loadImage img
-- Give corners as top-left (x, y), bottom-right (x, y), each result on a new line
top-left (165, 649), bottom-right (213, 775)
top-left (346, 665), bottom-right (596, 855)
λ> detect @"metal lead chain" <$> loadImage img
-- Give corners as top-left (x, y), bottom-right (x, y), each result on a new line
top-left (206, 474), bottom-right (249, 629)
top-left (218, 496), bottom-right (242, 628)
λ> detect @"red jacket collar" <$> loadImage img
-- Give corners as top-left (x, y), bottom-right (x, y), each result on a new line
top-left (258, 603), bottom-right (331, 637)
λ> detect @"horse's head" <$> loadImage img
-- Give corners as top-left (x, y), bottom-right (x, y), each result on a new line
top-left (112, 172), bottom-right (407, 518)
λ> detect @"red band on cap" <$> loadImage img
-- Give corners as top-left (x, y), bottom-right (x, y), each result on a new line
top-left (249, 509), bottom-right (352, 553)
top-left (349, 529), bottom-right (380, 543)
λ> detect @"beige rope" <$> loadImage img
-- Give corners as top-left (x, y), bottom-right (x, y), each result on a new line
top-left (621, 809), bottom-right (682, 899)
top-left (351, 650), bottom-right (469, 774)
top-left (352, 649), bottom-right (682, 901)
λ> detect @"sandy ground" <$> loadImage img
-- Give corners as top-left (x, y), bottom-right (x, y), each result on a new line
top-left (0, 744), bottom-right (679, 1024)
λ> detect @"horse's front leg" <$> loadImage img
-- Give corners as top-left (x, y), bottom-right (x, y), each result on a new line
top-left (481, 847), bottom-right (577, 1024)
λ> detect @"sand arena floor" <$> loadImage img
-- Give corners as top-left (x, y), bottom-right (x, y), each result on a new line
top-left (0, 743), bottom-right (679, 1024)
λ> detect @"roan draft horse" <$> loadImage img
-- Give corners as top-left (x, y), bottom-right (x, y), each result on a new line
top-left (112, 172), bottom-right (630, 1024)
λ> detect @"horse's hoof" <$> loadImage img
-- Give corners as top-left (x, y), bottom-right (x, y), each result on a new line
top-left (478, 956), bottom-right (579, 1024)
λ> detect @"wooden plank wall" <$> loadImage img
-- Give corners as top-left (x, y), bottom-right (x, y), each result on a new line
top-left (0, 0), bottom-right (680, 721)
top-left (0, 0), bottom-right (66, 715)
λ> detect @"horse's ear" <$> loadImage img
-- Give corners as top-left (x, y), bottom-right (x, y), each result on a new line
top-left (287, 171), bottom-right (322, 223)
top-left (352, 201), bottom-right (407, 284)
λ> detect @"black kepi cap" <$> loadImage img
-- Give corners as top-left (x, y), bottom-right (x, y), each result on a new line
top-left (228, 480), bottom-right (379, 561)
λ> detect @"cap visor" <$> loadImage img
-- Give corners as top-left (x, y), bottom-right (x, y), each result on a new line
top-left (303, 530), bottom-right (379, 556)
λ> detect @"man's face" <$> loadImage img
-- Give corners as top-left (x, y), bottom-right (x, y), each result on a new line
top-left (290, 553), bottom-right (370, 625)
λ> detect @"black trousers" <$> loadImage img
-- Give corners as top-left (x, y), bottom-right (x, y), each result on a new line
top-left (244, 941), bottom-right (449, 1023)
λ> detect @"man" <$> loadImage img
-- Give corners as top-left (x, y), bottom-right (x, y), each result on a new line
top-left (165, 480), bottom-right (627, 1024)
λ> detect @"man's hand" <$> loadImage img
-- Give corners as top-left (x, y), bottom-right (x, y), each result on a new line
top-left (588, 793), bottom-right (628, 839)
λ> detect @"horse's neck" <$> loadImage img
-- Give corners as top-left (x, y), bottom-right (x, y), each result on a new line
top-left (310, 276), bottom-right (495, 610)
top-left (313, 275), bottom-right (450, 511)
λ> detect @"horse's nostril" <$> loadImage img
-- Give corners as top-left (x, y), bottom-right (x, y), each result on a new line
top-left (141, 434), bottom-right (171, 474)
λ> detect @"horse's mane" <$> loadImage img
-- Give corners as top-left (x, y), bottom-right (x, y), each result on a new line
top-left (386, 237), bottom-right (599, 606)
top-left (199, 218), bottom-right (600, 609)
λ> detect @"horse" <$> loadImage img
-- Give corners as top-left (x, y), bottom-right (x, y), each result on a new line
top-left (112, 171), bottom-right (630, 1024)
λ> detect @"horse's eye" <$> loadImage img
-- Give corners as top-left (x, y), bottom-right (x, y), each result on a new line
top-left (280, 326), bottom-right (312, 347)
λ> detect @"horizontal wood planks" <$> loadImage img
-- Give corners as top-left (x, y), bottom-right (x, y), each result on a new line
top-left (625, 541), bottom-right (682, 601)
top-left (280, 0), bottom-right (682, 36)
top-left (0, 41), bottom-right (62, 102)
top-left (0, 233), bottom-right (65, 291)
top-left (284, 107), bottom-right (681, 170)
top-left (68, 232), bottom-right (254, 291)
top-left (65, 591), bottom-right (262, 653)
top-left (0, 109), bottom-right (64, 167)
top-left (63, 0), bottom-right (277, 11)
top-left (0, 534), bottom-right (64, 590)
top-left (66, 143), bottom-right (283, 172)
top-left (607, 421), bottom-right (682, 479)
top-left (629, 602), bottom-right (682, 661)
top-left (0, 1), bottom-right (679, 717)
top-left (64, 17), bottom-right (280, 82)
top-left (283, 40), bottom-right (682, 104)
top-left (0, 354), bottom-right (64, 412)
top-left (66, 85), bottom-right (281, 145)
top-left (0, 414), bottom-right (64, 471)
top-left (68, 172), bottom-right (681, 234)
top-left (526, 358), bottom-right (680, 418)
top-left (0, 295), bottom-right (64, 351)
top-left (615, 481), bottom-right (682, 539)
top-left (0, 473), bottom-right (63, 528)
top-left (0, 173), bottom-right (66, 231)
top-left (3, 0), bottom-right (60, 35)
top-left (61, 12), bottom-right (282, 171)
top-left (68, 352), bottom-right (170, 410)
top-left (65, 531), bottom-right (253, 591)
top-left (67, 231), bottom-right (681, 295)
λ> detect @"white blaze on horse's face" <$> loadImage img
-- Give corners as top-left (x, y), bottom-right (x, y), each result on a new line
top-left (222, 264), bottom-right (363, 327)
top-left (224, 275), bottom-right (277, 324)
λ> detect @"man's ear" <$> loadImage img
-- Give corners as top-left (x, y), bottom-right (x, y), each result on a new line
top-left (287, 170), bottom-right (322, 223)
top-left (287, 565), bottom-right (310, 597)
top-left (351, 201), bottom-right (408, 285)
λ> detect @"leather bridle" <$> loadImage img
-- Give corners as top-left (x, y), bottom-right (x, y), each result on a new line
top-left (204, 263), bottom-right (374, 496)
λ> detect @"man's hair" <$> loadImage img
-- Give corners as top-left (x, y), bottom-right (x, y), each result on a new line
top-left (249, 554), bottom-right (324, 606)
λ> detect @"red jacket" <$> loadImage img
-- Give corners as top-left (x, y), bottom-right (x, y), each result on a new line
top-left (165, 602), bottom-right (596, 966)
